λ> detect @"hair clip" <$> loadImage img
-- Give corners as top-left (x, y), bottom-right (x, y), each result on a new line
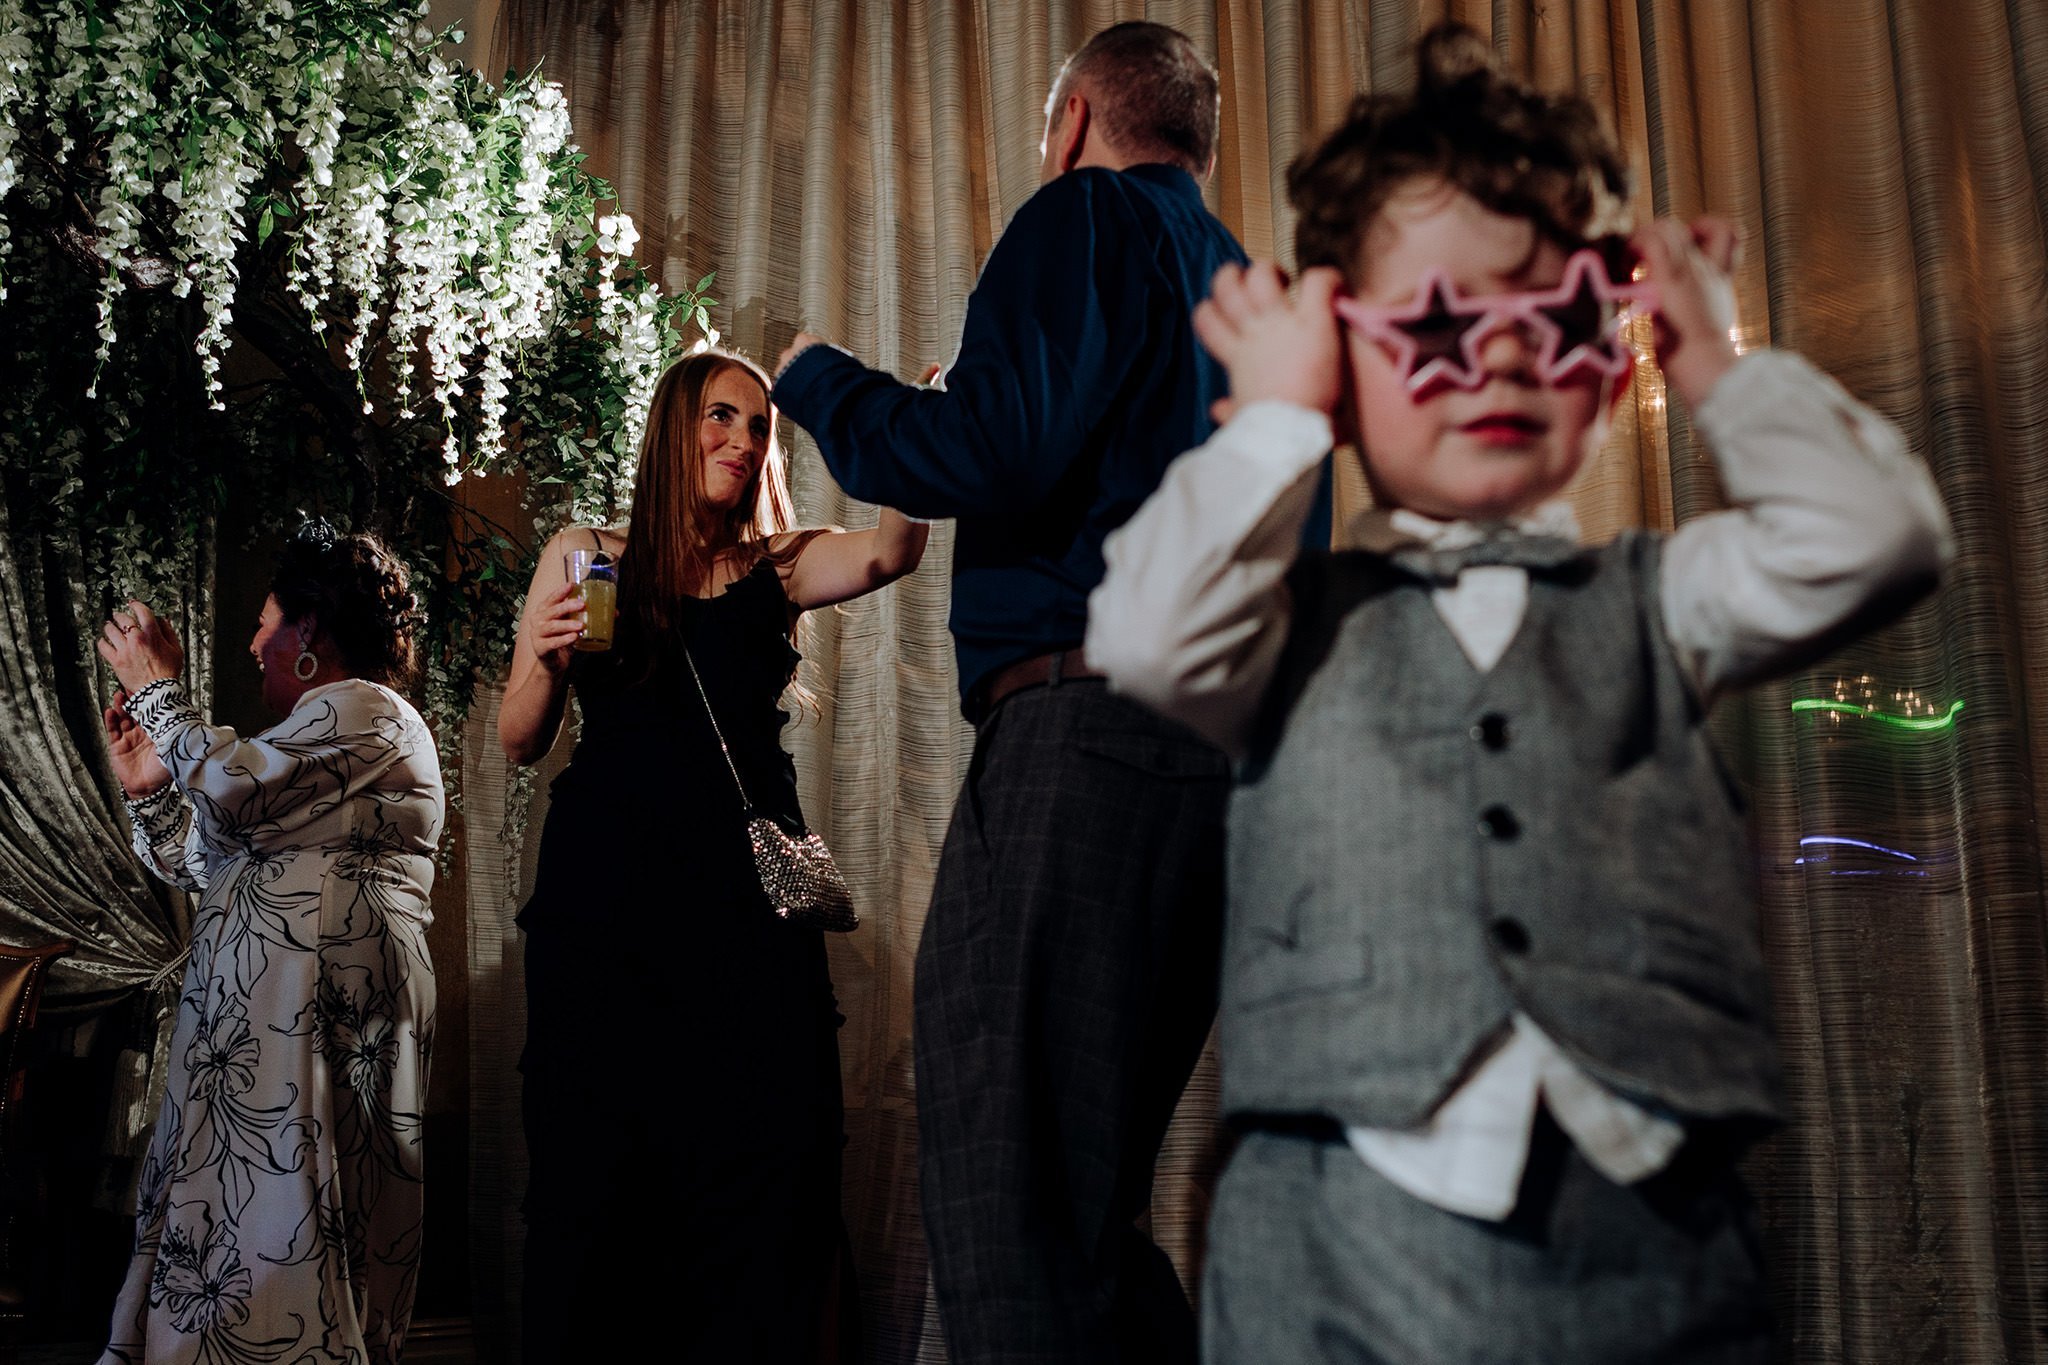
top-left (289, 514), bottom-right (341, 553)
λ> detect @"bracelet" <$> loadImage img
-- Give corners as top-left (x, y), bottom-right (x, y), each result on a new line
top-left (124, 781), bottom-right (177, 814)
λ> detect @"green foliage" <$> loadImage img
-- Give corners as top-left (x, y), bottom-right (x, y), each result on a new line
top-left (0, 0), bottom-right (711, 842)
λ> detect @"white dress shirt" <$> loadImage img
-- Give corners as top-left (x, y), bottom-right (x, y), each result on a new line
top-left (1085, 350), bottom-right (1952, 1219)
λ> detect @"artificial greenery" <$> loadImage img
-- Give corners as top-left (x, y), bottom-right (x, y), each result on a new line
top-left (0, 0), bottom-right (712, 826)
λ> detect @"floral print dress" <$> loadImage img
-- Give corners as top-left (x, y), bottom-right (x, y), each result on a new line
top-left (99, 677), bottom-right (442, 1365)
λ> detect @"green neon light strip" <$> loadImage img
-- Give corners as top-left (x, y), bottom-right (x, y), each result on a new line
top-left (1789, 698), bottom-right (1965, 732)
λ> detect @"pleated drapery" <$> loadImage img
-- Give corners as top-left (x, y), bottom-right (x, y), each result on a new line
top-left (478, 3), bottom-right (2048, 1361)
top-left (0, 482), bottom-right (207, 1208)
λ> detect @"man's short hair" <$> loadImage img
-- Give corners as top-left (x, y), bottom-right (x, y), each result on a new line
top-left (1047, 22), bottom-right (1219, 176)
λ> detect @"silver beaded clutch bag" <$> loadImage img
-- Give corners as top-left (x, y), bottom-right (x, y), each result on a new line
top-left (685, 646), bottom-right (859, 932)
top-left (745, 815), bottom-right (858, 932)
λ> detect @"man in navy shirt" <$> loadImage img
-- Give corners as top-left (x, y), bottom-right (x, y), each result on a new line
top-left (775, 23), bottom-right (1244, 1363)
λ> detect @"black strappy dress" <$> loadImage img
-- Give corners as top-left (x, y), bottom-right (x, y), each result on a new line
top-left (518, 557), bottom-right (843, 1363)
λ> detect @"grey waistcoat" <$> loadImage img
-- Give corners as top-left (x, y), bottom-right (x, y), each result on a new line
top-left (1222, 531), bottom-right (1784, 1130)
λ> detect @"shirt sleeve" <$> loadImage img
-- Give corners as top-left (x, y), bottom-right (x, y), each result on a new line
top-left (1085, 401), bottom-right (1333, 757)
top-left (126, 679), bottom-right (423, 845)
top-left (1661, 350), bottom-right (1954, 699)
top-left (772, 172), bottom-right (1151, 519)
top-left (125, 782), bottom-right (209, 891)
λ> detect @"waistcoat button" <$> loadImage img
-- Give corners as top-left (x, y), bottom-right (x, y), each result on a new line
top-left (1479, 805), bottom-right (1519, 839)
top-left (1471, 713), bottom-right (1509, 749)
top-left (1490, 917), bottom-right (1531, 954)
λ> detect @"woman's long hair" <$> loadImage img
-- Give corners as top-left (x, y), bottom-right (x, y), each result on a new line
top-left (614, 350), bottom-right (806, 653)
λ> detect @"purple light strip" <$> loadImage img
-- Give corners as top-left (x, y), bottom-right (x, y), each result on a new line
top-left (1797, 835), bottom-right (1918, 861)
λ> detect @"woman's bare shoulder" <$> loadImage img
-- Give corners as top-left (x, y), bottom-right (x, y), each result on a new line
top-left (543, 523), bottom-right (629, 556)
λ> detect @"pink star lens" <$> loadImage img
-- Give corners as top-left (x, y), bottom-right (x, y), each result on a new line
top-left (1333, 248), bottom-right (1658, 397)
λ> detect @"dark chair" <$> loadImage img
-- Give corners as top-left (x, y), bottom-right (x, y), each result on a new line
top-left (0, 939), bottom-right (74, 1364)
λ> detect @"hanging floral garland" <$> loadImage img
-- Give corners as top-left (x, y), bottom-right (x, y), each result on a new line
top-left (0, 0), bottom-right (714, 829)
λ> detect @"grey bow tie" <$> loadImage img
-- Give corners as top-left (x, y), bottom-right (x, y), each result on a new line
top-left (1386, 531), bottom-right (1586, 584)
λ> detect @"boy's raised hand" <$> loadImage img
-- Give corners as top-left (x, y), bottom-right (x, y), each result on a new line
top-left (1194, 262), bottom-right (1346, 426)
top-left (1637, 216), bottom-right (1742, 409)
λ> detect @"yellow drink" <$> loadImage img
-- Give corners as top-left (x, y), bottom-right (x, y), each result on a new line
top-left (573, 575), bottom-right (616, 651)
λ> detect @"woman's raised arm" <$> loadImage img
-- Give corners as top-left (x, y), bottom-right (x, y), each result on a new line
top-left (776, 509), bottom-right (929, 613)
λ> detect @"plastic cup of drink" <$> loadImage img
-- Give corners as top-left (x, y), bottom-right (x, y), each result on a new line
top-left (565, 550), bottom-right (617, 652)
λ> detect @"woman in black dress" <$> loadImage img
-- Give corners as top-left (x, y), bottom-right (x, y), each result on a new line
top-left (500, 349), bottom-right (926, 1362)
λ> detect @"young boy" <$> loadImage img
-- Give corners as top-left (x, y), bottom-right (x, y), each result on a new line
top-left (1086, 25), bottom-right (1951, 1365)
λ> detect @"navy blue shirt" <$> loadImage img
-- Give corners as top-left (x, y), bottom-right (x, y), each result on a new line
top-left (774, 164), bottom-right (1248, 713)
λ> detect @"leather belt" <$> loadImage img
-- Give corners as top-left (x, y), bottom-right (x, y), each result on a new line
top-left (977, 649), bottom-right (1105, 716)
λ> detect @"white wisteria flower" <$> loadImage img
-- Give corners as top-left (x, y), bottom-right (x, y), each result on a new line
top-left (595, 214), bottom-right (639, 257)
top-left (1, 0), bottom-right (700, 445)
top-left (2, 0), bottom-right (716, 835)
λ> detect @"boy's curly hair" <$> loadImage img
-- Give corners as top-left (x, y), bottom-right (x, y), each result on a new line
top-left (1290, 24), bottom-right (1632, 284)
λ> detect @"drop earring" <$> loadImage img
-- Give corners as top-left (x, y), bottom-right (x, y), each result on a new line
top-left (294, 632), bottom-right (318, 681)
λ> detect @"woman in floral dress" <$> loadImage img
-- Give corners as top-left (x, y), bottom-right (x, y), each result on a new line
top-left (94, 523), bottom-right (442, 1365)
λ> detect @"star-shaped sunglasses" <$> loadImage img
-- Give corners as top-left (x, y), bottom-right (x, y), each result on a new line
top-left (1332, 248), bottom-right (1658, 397)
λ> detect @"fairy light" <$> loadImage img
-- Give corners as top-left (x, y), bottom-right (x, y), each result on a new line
top-left (1792, 676), bottom-right (1964, 732)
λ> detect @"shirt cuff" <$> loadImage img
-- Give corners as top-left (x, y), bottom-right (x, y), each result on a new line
top-left (1689, 347), bottom-right (1933, 499)
top-left (124, 677), bottom-right (192, 748)
top-left (773, 339), bottom-right (852, 389)
top-left (1219, 400), bottom-right (1336, 476)
top-left (125, 782), bottom-right (184, 844)
top-left (124, 675), bottom-right (177, 707)
top-left (1689, 349), bottom-right (1837, 448)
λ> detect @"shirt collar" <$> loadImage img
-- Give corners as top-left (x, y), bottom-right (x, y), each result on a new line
top-left (1120, 163), bottom-right (1204, 204)
top-left (1350, 500), bottom-right (1583, 555)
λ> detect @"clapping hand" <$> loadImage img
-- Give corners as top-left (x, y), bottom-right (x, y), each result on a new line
top-left (96, 599), bottom-right (183, 696)
top-left (103, 688), bottom-right (172, 798)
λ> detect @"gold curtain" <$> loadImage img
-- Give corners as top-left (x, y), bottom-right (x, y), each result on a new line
top-left (483, 2), bottom-right (2048, 1360)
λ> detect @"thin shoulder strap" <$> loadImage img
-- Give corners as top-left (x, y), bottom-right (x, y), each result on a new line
top-left (682, 645), bottom-right (752, 812)
top-left (589, 526), bottom-right (604, 553)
